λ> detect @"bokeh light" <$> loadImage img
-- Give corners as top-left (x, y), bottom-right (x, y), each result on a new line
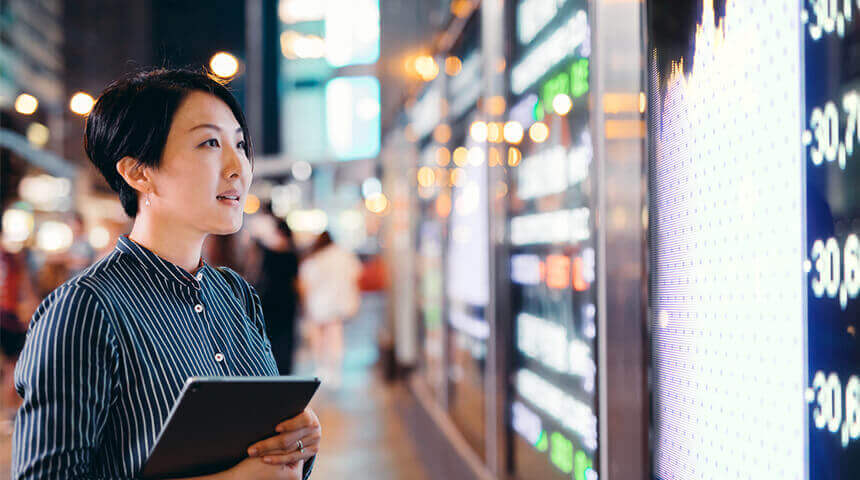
top-left (529, 121), bottom-right (549, 143)
top-left (243, 193), bottom-right (261, 214)
top-left (552, 94), bottom-right (573, 115)
top-left (504, 121), bottom-right (524, 144)
top-left (70, 92), bottom-right (95, 115)
top-left (470, 121), bottom-right (488, 142)
top-left (210, 52), bottom-right (239, 78)
top-left (14, 93), bottom-right (38, 115)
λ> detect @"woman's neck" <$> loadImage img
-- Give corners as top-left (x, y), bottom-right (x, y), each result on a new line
top-left (128, 213), bottom-right (206, 275)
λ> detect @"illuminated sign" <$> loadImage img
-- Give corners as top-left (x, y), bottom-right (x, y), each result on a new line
top-left (517, 312), bottom-right (596, 386)
top-left (511, 254), bottom-right (542, 285)
top-left (516, 369), bottom-right (598, 450)
top-left (803, 0), bottom-right (860, 475)
top-left (325, 76), bottom-right (381, 160)
top-left (516, 0), bottom-right (569, 45)
top-left (510, 208), bottom-right (590, 245)
top-left (511, 10), bottom-right (590, 95)
top-left (517, 145), bottom-right (568, 198)
top-left (324, 0), bottom-right (380, 67)
top-left (649, 1), bottom-right (809, 478)
top-left (512, 400), bottom-right (543, 445)
top-left (534, 58), bottom-right (589, 119)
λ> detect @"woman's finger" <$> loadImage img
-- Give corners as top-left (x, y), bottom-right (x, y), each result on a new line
top-left (261, 442), bottom-right (319, 465)
top-left (274, 408), bottom-right (319, 433)
top-left (255, 431), bottom-right (322, 465)
top-left (247, 427), bottom-right (315, 456)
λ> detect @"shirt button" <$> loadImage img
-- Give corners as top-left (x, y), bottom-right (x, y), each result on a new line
top-left (194, 304), bottom-right (204, 313)
top-left (195, 272), bottom-right (203, 281)
top-left (214, 353), bottom-right (225, 362)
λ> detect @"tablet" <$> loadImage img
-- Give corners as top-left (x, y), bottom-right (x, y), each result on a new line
top-left (140, 376), bottom-right (321, 479)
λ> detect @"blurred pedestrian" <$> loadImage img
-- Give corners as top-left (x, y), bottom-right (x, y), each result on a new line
top-left (0, 243), bottom-right (37, 422)
top-left (67, 213), bottom-right (95, 277)
top-left (298, 231), bottom-right (362, 389)
top-left (11, 68), bottom-right (321, 480)
top-left (250, 206), bottom-right (300, 375)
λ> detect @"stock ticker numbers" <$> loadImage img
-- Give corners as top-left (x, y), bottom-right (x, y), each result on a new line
top-left (805, 235), bottom-right (860, 310)
top-left (807, 371), bottom-right (860, 448)
top-left (804, 0), bottom-right (860, 476)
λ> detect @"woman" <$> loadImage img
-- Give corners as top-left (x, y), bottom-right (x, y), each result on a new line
top-left (11, 69), bottom-right (321, 480)
top-left (298, 232), bottom-right (361, 389)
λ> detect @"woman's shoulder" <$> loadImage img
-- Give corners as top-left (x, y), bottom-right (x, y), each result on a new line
top-left (27, 275), bottom-right (118, 349)
top-left (210, 265), bottom-right (259, 311)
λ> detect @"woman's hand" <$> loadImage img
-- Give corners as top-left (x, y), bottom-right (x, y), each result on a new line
top-left (221, 456), bottom-right (303, 480)
top-left (245, 408), bottom-right (321, 467)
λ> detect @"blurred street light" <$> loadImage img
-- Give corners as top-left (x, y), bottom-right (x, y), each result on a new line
top-left (210, 52), bottom-right (239, 79)
top-left (433, 124), bottom-right (451, 144)
top-left (2, 208), bottom-right (34, 243)
top-left (70, 92), bottom-right (95, 115)
top-left (244, 193), bottom-right (261, 214)
top-left (37, 221), bottom-right (74, 252)
top-left (88, 225), bottom-right (111, 249)
top-left (487, 122), bottom-right (503, 143)
top-left (417, 166), bottom-right (435, 187)
top-left (436, 147), bottom-right (451, 166)
top-left (552, 93), bottom-right (573, 115)
top-left (414, 55), bottom-right (439, 81)
top-left (503, 121), bottom-right (524, 144)
top-left (445, 56), bottom-right (462, 76)
top-left (508, 147), bottom-right (522, 166)
top-left (453, 146), bottom-right (469, 167)
top-left (470, 121), bottom-right (488, 142)
top-left (15, 93), bottom-right (38, 115)
top-left (26, 123), bottom-right (50, 147)
top-left (280, 31), bottom-right (325, 59)
top-left (365, 192), bottom-right (389, 214)
top-left (529, 121), bottom-right (549, 143)
top-left (291, 160), bottom-right (312, 181)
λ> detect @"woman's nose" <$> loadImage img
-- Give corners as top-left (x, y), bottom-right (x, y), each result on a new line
top-left (224, 148), bottom-right (244, 179)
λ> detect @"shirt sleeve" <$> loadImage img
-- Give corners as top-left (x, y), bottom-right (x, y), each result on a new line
top-left (11, 283), bottom-right (122, 480)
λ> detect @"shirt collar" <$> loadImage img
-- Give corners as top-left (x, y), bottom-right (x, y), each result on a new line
top-left (115, 235), bottom-right (209, 291)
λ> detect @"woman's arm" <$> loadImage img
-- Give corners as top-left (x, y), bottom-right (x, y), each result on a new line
top-left (12, 284), bottom-right (121, 479)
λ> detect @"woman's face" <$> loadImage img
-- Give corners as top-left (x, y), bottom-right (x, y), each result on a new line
top-left (150, 91), bottom-right (252, 235)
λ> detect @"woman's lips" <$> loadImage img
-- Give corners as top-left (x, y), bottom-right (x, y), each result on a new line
top-left (217, 196), bottom-right (241, 207)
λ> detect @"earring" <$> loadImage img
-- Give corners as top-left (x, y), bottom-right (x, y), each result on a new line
top-left (145, 195), bottom-right (151, 206)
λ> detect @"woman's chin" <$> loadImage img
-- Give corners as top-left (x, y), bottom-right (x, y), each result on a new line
top-left (209, 217), bottom-right (243, 235)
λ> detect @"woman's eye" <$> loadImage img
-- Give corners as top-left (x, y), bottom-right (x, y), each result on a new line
top-left (237, 140), bottom-right (246, 150)
top-left (203, 139), bottom-right (220, 148)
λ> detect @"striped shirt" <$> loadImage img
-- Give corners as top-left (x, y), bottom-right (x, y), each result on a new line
top-left (12, 235), bottom-right (315, 479)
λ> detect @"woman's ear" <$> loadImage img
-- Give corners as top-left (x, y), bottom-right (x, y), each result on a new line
top-left (115, 156), bottom-right (152, 195)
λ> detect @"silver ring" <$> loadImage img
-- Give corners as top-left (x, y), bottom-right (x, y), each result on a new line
top-left (297, 439), bottom-right (304, 453)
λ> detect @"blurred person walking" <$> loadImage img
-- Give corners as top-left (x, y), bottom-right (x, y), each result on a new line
top-left (0, 244), bottom-right (37, 423)
top-left (298, 232), bottom-right (361, 389)
top-left (65, 213), bottom-right (96, 278)
top-left (249, 206), bottom-right (300, 375)
top-left (11, 68), bottom-right (321, 480)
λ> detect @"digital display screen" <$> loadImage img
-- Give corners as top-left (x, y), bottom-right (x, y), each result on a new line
top-left (648, 1), bottom-right (860, 478)
top-left (803, 0), bottom-right (860, 476)
top-left (507, 1), bottom-right (598, 479)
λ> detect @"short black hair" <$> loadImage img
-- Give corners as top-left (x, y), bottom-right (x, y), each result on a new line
top-left (85, 67), bottom-right (253, 218)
